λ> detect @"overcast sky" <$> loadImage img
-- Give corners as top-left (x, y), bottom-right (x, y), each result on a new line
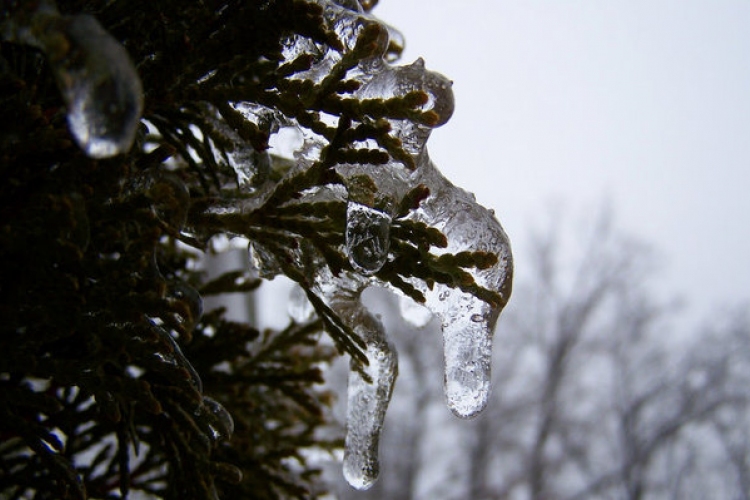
top-left (374, 0), bottom-right (750, 325)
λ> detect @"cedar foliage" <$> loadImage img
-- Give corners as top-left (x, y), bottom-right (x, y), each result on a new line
top-left (0, 1), bottom-right (501, 498)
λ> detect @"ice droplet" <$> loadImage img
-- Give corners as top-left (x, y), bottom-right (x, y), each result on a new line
top-left (58, 15), bottom-right (143, 158)
top-left (2, 7), bottom-right (143, 158)
top-left (198, 396), bottom-right (234, 442)
top-left (345, 202), bottom-right (391, 275)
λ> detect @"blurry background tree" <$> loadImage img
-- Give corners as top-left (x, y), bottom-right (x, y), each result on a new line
top-left (0, 0), bottom-right (514, 499)
top-left (333, 209), bottom-right (750, 500)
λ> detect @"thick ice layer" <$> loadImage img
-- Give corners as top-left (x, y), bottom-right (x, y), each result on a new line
top-left (357, 57), bottom-right (454, 159)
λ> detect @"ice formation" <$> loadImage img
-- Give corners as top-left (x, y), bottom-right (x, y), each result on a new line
top-left (1, 1), bottom-right (143, 158)
top-left (334, 291), bottom-right (397, 490)
top-left (3, 0), bottom-right (513, 489)
top-left (220, 0), bottom-right (513, 488)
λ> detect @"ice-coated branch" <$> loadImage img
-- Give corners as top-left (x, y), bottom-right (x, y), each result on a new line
top-left (169, 0), bottom-right (514, 486)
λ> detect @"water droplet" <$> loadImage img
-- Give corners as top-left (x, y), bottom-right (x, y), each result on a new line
top-left (345, 201), bottom-right (391, 275)
top-left (305, 290), bottom-right (397, 491)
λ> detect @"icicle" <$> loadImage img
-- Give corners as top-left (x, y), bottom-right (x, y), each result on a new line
top-left (329, 296), bottom-right (397, 490)
top-left (344, 340), bottom-right (397, 489)
top-left (2, 5), bottom-right (143, 158)
top-left (345, 201), bottom-right (391, 275)
top-left (407, 158), bottom-right (513, 418)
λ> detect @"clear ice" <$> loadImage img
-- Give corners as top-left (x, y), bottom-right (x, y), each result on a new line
top-left (288, 284), bottom-right (317, 323)
top-left (1, 3), bottom-right (143, 158)
top-left (345, 202), bottom-right (391, 275)
top-left (335, 294), bottom-right (397, 490)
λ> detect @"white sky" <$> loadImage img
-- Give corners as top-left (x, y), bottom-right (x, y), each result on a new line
top-left (375, 0), bottom-right (750, 325)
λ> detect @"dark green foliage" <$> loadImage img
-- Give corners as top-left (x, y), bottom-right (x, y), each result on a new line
top-left (0, 1), bottom-right (502, 498)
